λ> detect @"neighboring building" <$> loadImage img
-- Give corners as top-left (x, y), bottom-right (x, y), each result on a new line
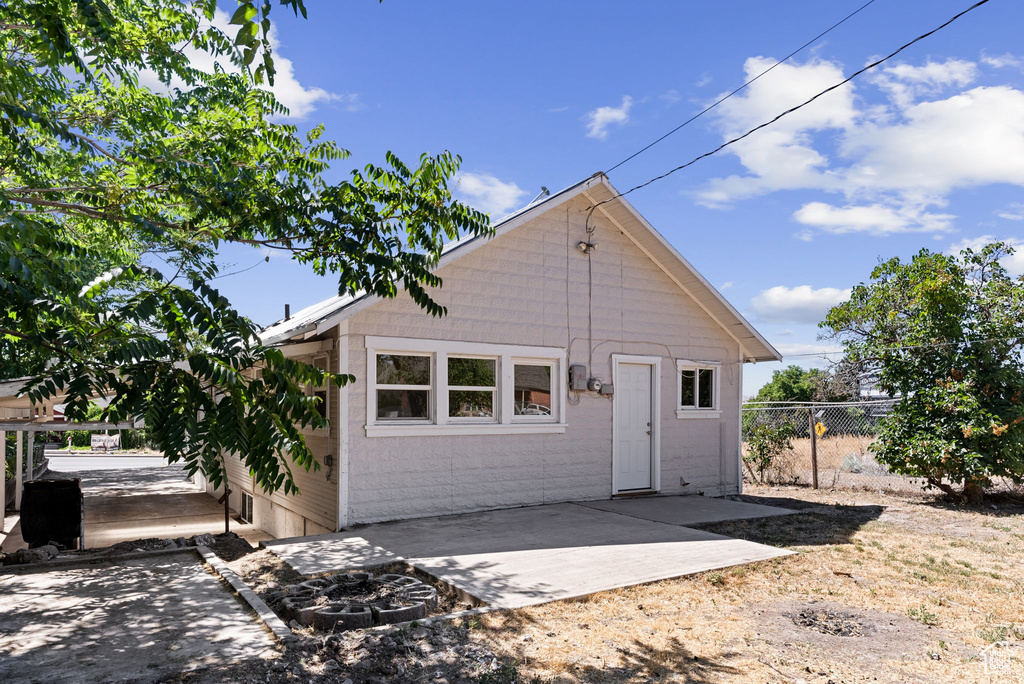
top-left (199, 173), bottom-right (780, 538)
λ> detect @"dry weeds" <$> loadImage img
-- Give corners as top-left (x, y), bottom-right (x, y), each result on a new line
top-left (475, 486), bottom-right (1024, 683)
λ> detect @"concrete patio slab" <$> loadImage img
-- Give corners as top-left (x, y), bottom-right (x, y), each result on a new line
top-left (0, 551), bottom-right (276, 683)
top-left (577, 494), bottom-right (798, 526)
top-left (264, 500), bottom-right (794, 609)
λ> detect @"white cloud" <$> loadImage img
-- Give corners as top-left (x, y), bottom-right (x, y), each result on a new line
top-left (948, 236), bottom-right (1024, 276)
top-left (982, 53), bottom-right (1024, 70)
top-left (548, 106), bottom-right (569, 113)
top-left (720, 281), bottom-right (734, 290)
top-left (750, 285), bottom-right (851, 324)
top-left (454, 173), bottom-right (528, 217)
top-left (871, 58), bottom-right (977, 108)
top-left (585, 96), bottom-right (633, 140)
top-left (793, 201), bottom-right (955, 236)
top-left (695, 73), bottom-right (713, 88)
top-left (997, 202), bottom-right (1024, 221)
top-left (698, 56), bottom-right (1024, 238)
top-left (135, 8), bottom-right (343, 119)
top-left (660, 89), bottom-right (682, 104)
top-left (773, 342), bottom-right (844, 368)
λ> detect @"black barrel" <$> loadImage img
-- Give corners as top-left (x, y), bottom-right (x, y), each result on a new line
top-left (20, 479), bottom-right (84, 550)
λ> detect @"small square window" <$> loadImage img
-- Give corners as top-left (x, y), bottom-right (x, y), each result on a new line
top-left (677, 361), bottom-right (718, 411)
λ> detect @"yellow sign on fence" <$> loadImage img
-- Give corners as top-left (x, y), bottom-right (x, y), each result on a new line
top-left (815, 421), bottom-right (827, 437)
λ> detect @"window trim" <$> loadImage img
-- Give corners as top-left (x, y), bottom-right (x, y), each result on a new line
top-left (365, 336), bottom-right (566, 436)
top-left (676, 359), bottom-right (721, 419)
top-left (239, 490), bottom-right (254, 524)
top-left (511, 359), bottom-right (558, 423)
top-left (446, 355), bottom-right (499, 423)
top-left (373, 351), bottom-right (433, 424)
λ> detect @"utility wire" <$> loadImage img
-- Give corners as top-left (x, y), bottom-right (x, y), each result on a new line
top-left (212, 256), bottom-right (268, 280)
top-left (590, 0), bottom-right (992, 218)
top-left (779, 333), bottom-right (1024, 361)
top-left (605, 0), bottom-right (879, 174)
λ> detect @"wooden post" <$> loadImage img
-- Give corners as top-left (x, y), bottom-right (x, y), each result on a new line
top-left (0, 429), bottom-right (6, 531)
top-left (809, 409), bottom-right (819, 489)
top-left (26, 431), bottom-right (35, 483)
top-left (15, 431), bottom-right (23, 510)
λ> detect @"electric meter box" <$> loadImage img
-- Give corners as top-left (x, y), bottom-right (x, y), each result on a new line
top-left (569, 364), bottom-right (588, 391)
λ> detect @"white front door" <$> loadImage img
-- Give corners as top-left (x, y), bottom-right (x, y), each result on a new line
top-left (614, 362), bottom-right (655, 492)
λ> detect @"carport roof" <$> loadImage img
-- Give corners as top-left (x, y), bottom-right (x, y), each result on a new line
top-left (260, 173), bottom-right (781, 363)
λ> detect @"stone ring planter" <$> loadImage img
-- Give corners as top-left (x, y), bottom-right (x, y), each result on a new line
top-left (273, 571), bottom-right (439, 631)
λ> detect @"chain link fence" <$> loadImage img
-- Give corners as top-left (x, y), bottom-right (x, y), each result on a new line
top-left (742, 400), bottom-right (1024, 496)
top-left (742, 400), bottom-right (923, 493)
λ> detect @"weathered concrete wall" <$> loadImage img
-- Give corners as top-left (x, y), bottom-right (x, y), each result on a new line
top-left (343, 197), bottom-right (741, 525)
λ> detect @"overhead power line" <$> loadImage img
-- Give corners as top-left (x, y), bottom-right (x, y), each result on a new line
top-left (590, 0), bottom-right (993, 218)
top-left (605, 0), bottom-right (879, 174)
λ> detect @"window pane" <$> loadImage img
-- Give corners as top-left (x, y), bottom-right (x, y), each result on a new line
top-left (448, 357), bottom-right (495, 387)
top-left (514, 364), bottom-right (552, 416)
top-left (376, 389), bottom-right (430, 420)
top-left (449, 390), bottom-right (494, 418)
top-left (680, 369), bottom-right (695, 408)
top-left (313, 390), bottom-right (328, 420)
top-left (698, 369), bottom-right (714, 408)
top-left (376, 354), bottom-right (430, 385)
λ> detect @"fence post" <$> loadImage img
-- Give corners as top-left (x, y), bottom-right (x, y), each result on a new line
top-left (809, 408), bottom-right (819, 489)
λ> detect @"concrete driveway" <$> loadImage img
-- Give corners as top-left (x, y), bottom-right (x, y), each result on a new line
top-left (2, 460), bottom-right (269, 552)
top-left (0, 551), bottom-right (275, 684)
top-left (264, 496), bottom-right (796, 609)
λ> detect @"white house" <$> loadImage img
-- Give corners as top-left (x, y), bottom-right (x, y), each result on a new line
top-left (205, 173), bottom-right (780, 539)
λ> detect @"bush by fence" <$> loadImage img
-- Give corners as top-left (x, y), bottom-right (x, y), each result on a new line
top-left (742, 399), bottom-right (1024, 497)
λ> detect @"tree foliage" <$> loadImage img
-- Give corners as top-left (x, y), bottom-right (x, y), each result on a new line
top-left (742, 423), bottom-right (794, 484)
top-left (748, 365), bottom-right (822, 404)
top-left (821, 243), bottom-right (1024, 502)
top-left (0, 0), bottom-right (490, 494)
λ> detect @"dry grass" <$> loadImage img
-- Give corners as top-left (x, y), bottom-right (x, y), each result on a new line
top-left (474, 486), bottom-right (1024, 683)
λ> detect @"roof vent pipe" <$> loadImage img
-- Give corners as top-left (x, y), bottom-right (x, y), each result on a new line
top-left (284, 304), bottom-right (290, 321)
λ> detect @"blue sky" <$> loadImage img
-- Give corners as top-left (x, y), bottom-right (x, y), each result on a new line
top-left (205, 0), bottom-right (1024, 396)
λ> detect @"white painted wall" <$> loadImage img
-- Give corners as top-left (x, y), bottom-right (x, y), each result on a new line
top-left (342, 196), bottom-right (741, 525)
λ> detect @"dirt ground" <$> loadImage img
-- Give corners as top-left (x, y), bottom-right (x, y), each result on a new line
top-left (12, 483), bottom-right (1021, 683)
top-left (474, 485), bottom-right (1024, 683)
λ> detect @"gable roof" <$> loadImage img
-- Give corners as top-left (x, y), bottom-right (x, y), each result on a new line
top-left (260, 173), bottom-right (781, 363)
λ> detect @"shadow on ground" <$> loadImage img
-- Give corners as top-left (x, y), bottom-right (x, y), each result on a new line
top-left (692, 498), bottom-right (884, 547)
top-left (0, 552), bottom-right (274, 684)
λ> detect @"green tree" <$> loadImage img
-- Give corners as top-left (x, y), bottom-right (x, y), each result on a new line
top-left (749, 365), bottom-right (822, 404)
top-left (821, 243), bottom-right (1024, 502)
top-left (0, 1), bottom-right (490, 494)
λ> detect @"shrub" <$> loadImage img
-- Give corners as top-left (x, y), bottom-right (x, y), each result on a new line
top-left (743, 423), bottom-right (795, 484)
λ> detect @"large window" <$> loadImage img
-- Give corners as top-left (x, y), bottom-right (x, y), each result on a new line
top-left (676, 360), bottom-right (719, 417)
top-left (365, 337), bottom-right (565, 436)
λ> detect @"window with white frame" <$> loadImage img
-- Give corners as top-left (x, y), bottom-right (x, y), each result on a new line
top-left (677, 360), bottom-right (719, 414)
top-left (512, 362), bottom-right (554, 420)
top-left (375, 353), bottom-right (431, 421)
top-left (239, 491), bottom-right (254, 524)
top-left (447, 356), bottom-right (497, 421)
top-left (365, 337), bottom-right (565, 435)
top-left (311, 355), bottom-right (330, 421)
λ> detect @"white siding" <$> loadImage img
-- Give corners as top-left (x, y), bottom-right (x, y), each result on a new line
top-left (344, 197), bottom-right (741, 525)
top-left (222, 327), bottom-right (341, 538)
